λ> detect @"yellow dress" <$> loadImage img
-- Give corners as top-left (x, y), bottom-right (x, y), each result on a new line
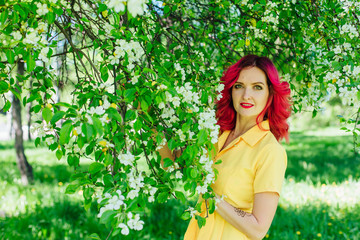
top-left (184, 121), bottom-right (287, 240)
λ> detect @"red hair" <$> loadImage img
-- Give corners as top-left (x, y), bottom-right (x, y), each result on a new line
top-left (216, 55), bottom-right (291, 141)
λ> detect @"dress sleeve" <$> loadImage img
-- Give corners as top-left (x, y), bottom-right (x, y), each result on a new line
top-left (253, 143), bottom-right (287, 196)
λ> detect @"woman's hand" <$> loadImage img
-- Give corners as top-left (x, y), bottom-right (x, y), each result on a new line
top-left (215, 192), bottom-right (279, 240)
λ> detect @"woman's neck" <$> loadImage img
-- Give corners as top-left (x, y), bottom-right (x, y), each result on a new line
top-left (232, 114), bottom-right (259, 137)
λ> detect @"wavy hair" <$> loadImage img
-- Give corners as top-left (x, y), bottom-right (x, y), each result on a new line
top-left (216, 55), bottom-right (291, 141)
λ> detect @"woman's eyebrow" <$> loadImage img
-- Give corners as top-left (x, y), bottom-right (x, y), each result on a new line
top-left (234, 81), bottom-right (265, 85)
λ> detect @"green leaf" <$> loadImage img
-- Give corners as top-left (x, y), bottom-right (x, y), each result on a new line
top-left (85, 233), bottom-right (101, 240)
top-left (67, 155), bottom-right (79, 167)
top-left (44, 78), bottom-right (53, 88)
top-left (77, 136), bottom-right (85, 149)
top-left (180, 211), bottom-right (191, 220)
top-left (65, 183), bottom-right (80, 194)
top-left (164, 5), bottom-right (170, 15)
top-left (143, 67), bottom-right (155, 75)
top-left (133, 119), bottom-right (142, 131)
top-left (195, 215), bottom-right (206, 229)
top-left (175, 191), bottom-right (186, 204)
top-left (141, 99), bottom-right (149, 111)
top-left (5, 50), bottom-right (14, 64)
top-left (107, 107), bottom-right (123, 122)
top-left (190, 168), bottom-right (198, 179)
top-left (89, 162), bottom-right (104, 175)
top-left (84, 123), bottom-right (94, 141)
top-left (357, 91), bottom-right (360, 101)
top-left (47, 11), bottom-right (55, 24)
top-left (55, 149), bottom-right (63, 160)
top-left (84, 187), bottom-right (95, 200)
top-left (42, 107), bottom-right (53, 123)
top-left (92, 116), bottom-right (104, 136)
top-left (103, 174), bottom-right (114, 187)
top-left (100, 66), bottom-right (109, 81)
top-left (125, 109), bottom-right (136, 121)
top-left (163, 158), bottom-right (174, 168)
top-left (59, 122), bottom-right (73, 145)
top-left (197, 129), bottom-right (207, 146)
top-left (146, 42), bottom-right (152, 53)
top-left (0, 81), bottom-right (9, 94)
top-left (157, 192), bottom-right (169, 203)
top-left (2, 100), bottom-right (11, 112)
top-left (86, 141), bottom-right (96, 155)
top-left (84, 198), bottom-right (92, 211)
top-left (331, 61), bottom-right (341, 71)
top-left (50, 111), bottom-right (66, 125)
top-left (124, 88), bottom-right (137, 102)
top-left (312, 109), bottom-right (317, 118)
top-left (104, 153), bottom-right (113, 166)
top-left (10, 89), bottom-right (21, 101)
top-left (26, 54), bottom-right (35, 72)
top-left (208, 198), bottom-right (216, 214)
top-left (253, 4), bottom-right (262, 11)
top-left (0, 8), bottom-right (9, 25)
top-left (168, 138), bottom-right (176, 150)
top-left (99, 210), bottom-right (116, 225)
top-left (35, 137), bottom-right (41, 147)
top-left (54, 7), bottom-right (64, 16)
top-left (54, 102), bottom-right (72, 108)
top-left (215, 159), bottom-right (222, 165)
top-left (14, 4), bottom-right (26, 19)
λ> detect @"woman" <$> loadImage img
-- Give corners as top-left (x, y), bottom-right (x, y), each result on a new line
top-left (183, 55), bottom-right (291, 240)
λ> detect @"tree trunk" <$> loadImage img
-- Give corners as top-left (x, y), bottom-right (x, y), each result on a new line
top-left (12, 60), bottom-right (33, 185)
top-left (27, 79), bottom-right (33, 140)
top-left (27, 101), bottom-right (32, 140)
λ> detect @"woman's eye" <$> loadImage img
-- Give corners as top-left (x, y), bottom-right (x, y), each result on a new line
top-left (234, 84), bottom-right (243, 89)
top-left (254, 85), bottom-right (263, 90)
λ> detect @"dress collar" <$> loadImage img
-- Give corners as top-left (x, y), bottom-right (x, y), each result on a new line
top-left (218, 120), bottom-right (270, 152)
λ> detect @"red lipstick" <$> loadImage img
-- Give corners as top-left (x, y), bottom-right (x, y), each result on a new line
top-left (240, 103), bottom-right (254, 109)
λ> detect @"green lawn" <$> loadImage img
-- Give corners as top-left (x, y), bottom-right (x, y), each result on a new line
top-left (0, 130), bottom-right (359, 240)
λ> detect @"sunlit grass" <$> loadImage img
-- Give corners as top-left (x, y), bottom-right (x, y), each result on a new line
top-left (0, 128), bottom-right (359, 239)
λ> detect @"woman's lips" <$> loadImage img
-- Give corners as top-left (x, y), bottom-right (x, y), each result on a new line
top-left (240, 103), bottom-right (254, 109)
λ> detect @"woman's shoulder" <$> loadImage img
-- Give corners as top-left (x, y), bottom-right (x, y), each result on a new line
top-left (259, 132), bottom-right (286, 155)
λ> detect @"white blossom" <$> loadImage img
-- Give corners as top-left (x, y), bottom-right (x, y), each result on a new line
top-left (175, 171), bottom-right (183, 179)
top-left (37, 22), bottom-right (48, 34)
top-left (39, 47), bottom-right (50, 63)
top-left (118, 223), bottom-right (130, 235)
top-left (118, 152), bottom-right (135, 166)
top-left (186, 207), bottom-right (197, 218)
top-left (45, 137), bottom-right (55, 146)
top-left (109, 55), bottom-right (119, 65)
top-left (340, 24), bottom-right (359, 39)
top-left (11, 31), bottom-right (22, 41)
top-left (36, 3), bottom-right (49, 16)
top-left (97, 190), bottom-right (126, 218)
top-left (102, 96), bottom-right (111, 110)
top-left (131, 75), bottom-right (139, 84)
top-left (127, 189), bottom-right (139, 199)
top-left (196, 185), bottom-right (207, 195)
top-left (127, 212), bottom-right (144, 231)
top-left (23, 31), bottom-right (40, 45)
top-left (127, 0), bottom-right (147, 17)
top-left (88, 106), bottom-right (105, 115)
top-left (107, 0), bottom-right (125, 13)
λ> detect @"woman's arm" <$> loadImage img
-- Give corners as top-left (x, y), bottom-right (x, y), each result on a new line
top-left (215, 192), bottom-right (279, 240)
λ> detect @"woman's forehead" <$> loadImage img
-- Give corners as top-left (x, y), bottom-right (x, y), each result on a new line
top-left (236, 67), bottom-right (267, 83)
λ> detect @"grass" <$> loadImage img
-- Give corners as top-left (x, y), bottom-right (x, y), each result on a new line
top-left (0, 130), bottom-right (359, 239)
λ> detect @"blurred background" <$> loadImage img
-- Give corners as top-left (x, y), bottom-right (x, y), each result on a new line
top-left (1, 93), bottom-right (360, 240)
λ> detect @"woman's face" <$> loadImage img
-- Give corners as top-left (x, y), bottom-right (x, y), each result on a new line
top-left (231, 66), bottom-right (269, 123)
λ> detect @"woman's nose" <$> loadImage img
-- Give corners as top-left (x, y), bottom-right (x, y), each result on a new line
top-left (242, 88), bottom-right (252, 100)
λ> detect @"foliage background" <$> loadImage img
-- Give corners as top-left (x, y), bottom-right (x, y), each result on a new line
top-left (0, 0), bottom-right (360, 238)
